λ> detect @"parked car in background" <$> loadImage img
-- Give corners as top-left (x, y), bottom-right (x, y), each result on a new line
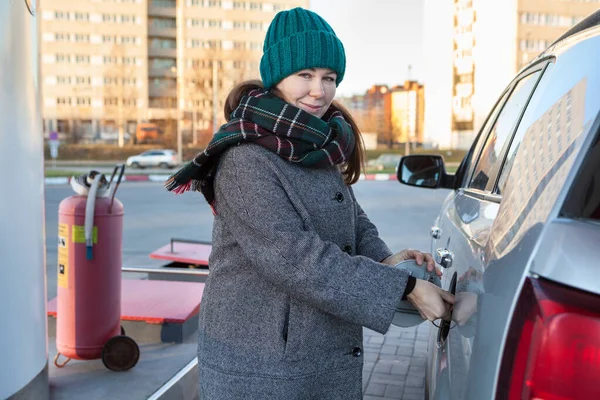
top-left (395, 11), bottom-right (600, 400)
top-left (126, 149), bottom-right (178, 169)
top-left (367, 153), bottom-right (402, 171)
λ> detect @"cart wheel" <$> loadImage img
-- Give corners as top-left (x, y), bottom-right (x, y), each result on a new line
top-left (121, 325), bottom-right (126, 335)
top-left (101, 335), bottom-right (139, 372)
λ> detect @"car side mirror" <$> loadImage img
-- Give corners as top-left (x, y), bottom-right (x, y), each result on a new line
top-left (397, 155), bottom-right (453, 189)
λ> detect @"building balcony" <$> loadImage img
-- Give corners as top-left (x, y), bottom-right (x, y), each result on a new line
top-left (148, 47), bottom-right (176, 58)
top-left (149, 67), bottom-right (176, 78)
top-left (148, 26), bottom-right (176, 38)
top-left (148, 4), bottom-right (176, 18)
top-left (148, 85), bottom-right (176, 97)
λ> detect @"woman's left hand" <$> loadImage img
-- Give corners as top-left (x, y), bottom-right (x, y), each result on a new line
top-left (382, 249), bottom-right (441, 276)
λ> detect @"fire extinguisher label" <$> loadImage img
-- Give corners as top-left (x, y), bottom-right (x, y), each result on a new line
top-left (58, 223), bottom-right (69, 288)
top-left (72, 225), bottom-right (98, 244)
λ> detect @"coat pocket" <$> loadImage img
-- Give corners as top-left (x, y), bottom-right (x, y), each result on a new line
top-left (283, 300), bottom-right (362, 362)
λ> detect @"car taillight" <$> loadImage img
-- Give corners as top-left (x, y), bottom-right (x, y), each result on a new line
top-left (497, 277), bottom-right (600, 400)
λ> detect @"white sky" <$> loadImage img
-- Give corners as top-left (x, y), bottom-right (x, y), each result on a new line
top-left (309, 0), bottom-right (425, 96)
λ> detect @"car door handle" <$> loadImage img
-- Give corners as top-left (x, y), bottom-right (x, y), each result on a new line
top-left (435, 248), bottom-right (454, 269)
top-left (430, 226), bottom-right (441, 239)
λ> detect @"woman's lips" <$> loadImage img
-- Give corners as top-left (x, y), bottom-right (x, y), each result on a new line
top-left (300, 102), bottom-right (323, 113)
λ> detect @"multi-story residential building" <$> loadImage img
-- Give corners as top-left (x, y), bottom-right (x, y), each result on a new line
top-left (39, 0), bottom-right (308, 145)
top-left (340, 81), bottom-right (424, 149)
top-left (423, 0), bottom-right (599, 149)
top-left (387, 80), bottom-right (425, 148)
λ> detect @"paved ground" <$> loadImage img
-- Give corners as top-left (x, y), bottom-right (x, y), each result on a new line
top-left (362, 324), bottom-right (430, 400)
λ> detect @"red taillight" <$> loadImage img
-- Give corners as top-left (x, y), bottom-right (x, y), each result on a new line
top-left (498, 277), bottom-right (600, 400)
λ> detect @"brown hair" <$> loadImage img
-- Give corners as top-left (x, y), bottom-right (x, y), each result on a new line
top-left (223, 80), bottom-right (366, 185)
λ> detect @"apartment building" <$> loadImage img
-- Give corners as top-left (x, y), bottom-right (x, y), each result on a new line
top-left (40, 0), bottom-right (308, 144)
top-left (422, 0), bottom-right (599, 149)
top-left (340, 81), bottom-right (424, 148)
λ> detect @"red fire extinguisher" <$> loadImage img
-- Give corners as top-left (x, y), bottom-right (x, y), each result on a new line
top-left (54, 165), bottom-right (139, 371)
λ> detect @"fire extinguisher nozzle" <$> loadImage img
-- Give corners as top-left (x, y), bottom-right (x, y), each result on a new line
top-left (86, 246), bottom-right (93, 261)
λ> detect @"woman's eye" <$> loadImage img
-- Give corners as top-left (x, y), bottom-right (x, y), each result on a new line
top-left (324, 76), bottom-right (336, 83)
top-left (299, 73), bottom-right (312, 79)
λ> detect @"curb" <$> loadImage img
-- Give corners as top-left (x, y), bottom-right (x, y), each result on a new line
top-left (45, 173), bottom-right (396, 185)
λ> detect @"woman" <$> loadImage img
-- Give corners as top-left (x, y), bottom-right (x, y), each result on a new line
top-left (166, 7), bottom-right (454, 399)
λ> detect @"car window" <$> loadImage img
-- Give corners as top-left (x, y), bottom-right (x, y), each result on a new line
top-left (497, 64), bottom-right (555, 195)
top-left (468, 70), bottom-right (542, 192)
top-left (459, 90), bottom-right (511, 188)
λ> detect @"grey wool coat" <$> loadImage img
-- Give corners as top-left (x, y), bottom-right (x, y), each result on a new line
top-left (198, 144), bottom-right (410, 400)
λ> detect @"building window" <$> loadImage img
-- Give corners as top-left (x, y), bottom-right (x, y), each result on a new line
top-left (57, 76), bottom-right (72, 84)
top-left (249, 22), bottom-right (261, 30)
top-left (57, 97), bottom-right (72, 106)
top-left (103, 35), bottom-right (117, 44)
top-left (123, 99), bottom-right (137, 107)
top-left (122, 57), bottom-right (136, 65)
top-left (248, 41), bottom-right (261, 51)
top-left (233, 1), bottom-right (245, 8)
top-left (273, 3), bottom-right (283, 12)
top-left (74, 12), bottom-right (89, 21)
top-left (248, 2), bottom-right (261, 10)
top-left (233, 21), bottom-right (245, 29)
top-left (120, 36), bottom-right (137, 45)
top-left (122, 77), bottom-right (137, 85)
top-left (103, 14), bottom-right (117, 23)
top-left (55, 11), bottom-right (70, 20)
top-left (75, 55), bottom-right (90, 64)
top-left (208, 19), bottom-right (222, 28)
top-left (105, 98), bottom-right (119, 106)
top-left (55, 33), bottom-right (70, 42)
top-left (104, 77), bottom-right (119, 85)
top-left (76, 98), bottom-right (91, 106)
top-left (76, 76), bottom-right (91, 85)
top-left (208, 0), bottom-right (222, 7)
top-left (74, 34), bottom-right (90, 43)
top-left (121, 15), bottom-right (134, 23)
top-left (103, 56), bottom-right (117, 64)
top-left (56, 54), bottom-right (71, 63)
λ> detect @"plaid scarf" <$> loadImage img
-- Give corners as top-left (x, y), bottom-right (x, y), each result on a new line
top-left (164, 89), bottom-right (356, 207)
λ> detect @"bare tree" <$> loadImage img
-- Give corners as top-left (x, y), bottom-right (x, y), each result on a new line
top-left (103, 44), bottom-right (140, 146)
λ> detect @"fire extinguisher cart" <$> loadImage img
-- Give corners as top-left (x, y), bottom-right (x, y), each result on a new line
top-left (54, 165), bottom-right (139, 372)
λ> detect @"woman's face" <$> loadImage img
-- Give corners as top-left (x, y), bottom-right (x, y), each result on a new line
top-left (275, 68), bottom-right (337, 119)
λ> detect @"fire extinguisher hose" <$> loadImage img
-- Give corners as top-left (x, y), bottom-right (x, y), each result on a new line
top-left (85, 174), bottom-right (103, 261)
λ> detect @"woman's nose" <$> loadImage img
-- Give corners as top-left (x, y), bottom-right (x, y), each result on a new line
top-left (309, 80), bottom-right (325, 98)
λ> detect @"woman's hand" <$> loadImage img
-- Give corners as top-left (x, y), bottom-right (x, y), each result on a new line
top-left (406, 279), bottom-right (455, 321)
top-left (452, 292), bottom-right (478, 326)
top-left (382, 249), bottom-right (442, 276)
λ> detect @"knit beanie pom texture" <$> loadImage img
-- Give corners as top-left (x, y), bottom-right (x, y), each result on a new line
top-left (260, 8), bottom-right (346, 89)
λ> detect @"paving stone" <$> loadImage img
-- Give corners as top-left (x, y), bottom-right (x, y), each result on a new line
top-left (380, 345), bottom-right (398, 355)
top-left (405, 376), bottom-right (425, 388)
top-left (364, 382), bottom-right (387, 396)
top-left (369, 372), bottom-right (406, 386)
top-left (373, 363), bottom-right (393, 374)
top-left (390, 363), bottom-right (409, 375)
top-left (384, 384), bottom-right (405, 398)
top-left (369, 336), bottom-right (385, 344)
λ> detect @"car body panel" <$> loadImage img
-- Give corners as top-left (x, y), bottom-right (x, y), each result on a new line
top-left (416, 22), bottom-right (600, 400)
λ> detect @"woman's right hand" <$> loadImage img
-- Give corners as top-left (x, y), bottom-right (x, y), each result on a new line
top-left (406, 279), bottom-right (455, 321)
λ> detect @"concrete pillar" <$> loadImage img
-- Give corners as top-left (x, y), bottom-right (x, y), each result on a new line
top-left (0, 1), bottom-right (49, 398)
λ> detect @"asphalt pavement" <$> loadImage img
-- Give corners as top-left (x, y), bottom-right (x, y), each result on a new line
top-left (44, 180), bottom-right (449, 399)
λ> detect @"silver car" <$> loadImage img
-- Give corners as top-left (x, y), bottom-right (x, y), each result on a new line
top-left (396, 11), bottom-right (600, 400)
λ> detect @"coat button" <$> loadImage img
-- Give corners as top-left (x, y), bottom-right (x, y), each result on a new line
top-left (352, 347), bottom-right (362, 357)
top-left (334, 192), bottom-right (344, 202)
top-left (343, 245), bottom-right (352, 254)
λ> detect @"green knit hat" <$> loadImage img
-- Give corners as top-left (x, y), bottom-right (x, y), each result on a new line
top-left (260, 7), bottom-right (346, 89)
